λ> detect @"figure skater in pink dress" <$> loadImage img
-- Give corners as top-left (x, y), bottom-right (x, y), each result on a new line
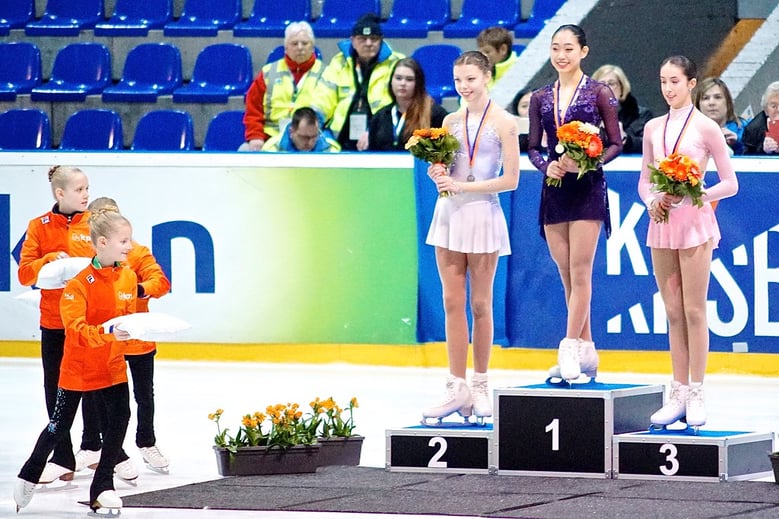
top-left (639, 55), bottom-right (738, 429)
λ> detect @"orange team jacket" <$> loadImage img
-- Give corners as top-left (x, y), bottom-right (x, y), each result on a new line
top-left (17, 208), bottom-right (94, 330)
top-left (59, 261), bottom-right (137, 391)
top-left (124, 242), bottom-right (171, 356)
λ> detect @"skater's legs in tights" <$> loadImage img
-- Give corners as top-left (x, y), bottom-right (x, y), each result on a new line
top-left (18, 389), bottom-right (81, 482)
top-left (89, 383), bottom-right (130, 504)
top-left (40, 329), bottom-right (74, 468)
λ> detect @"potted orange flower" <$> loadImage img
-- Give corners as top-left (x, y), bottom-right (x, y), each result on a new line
top-left (308, 396), bottom-right (363, 467)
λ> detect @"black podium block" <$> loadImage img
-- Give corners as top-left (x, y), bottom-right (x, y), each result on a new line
top-left (495, 383), bottom-right (663, 477)
top-left (386, 424), bottom-right (494, 474)
top-left (614, 430), bottom-right (775, 482)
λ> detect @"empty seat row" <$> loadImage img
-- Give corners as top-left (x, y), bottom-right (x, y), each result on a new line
top-left (0, 41), bottom-right (252, 103)
top-left (0, 108), bottom-right (245, 151)
top-left (1, 0), bottom-right (564, 39)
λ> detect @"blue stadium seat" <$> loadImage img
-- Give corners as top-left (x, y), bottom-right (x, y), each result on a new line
top-left (131, 110), bottom-right (194, 151)
top-left (172, 43), bottom-right (252, 103)
top-left (0, 42), bottom-right (41, 101)
top-left (382, 0), bottom-right (450, 38)
top-left (0, 0), bottom-right (34, 36)
top-left (60, 109), bottom-right (124, 150)
top-left (442, 0), bottom-right (519, 38)
top-left (0, 109), bottom-right (51, 150)
top-left (264, 44), bottom-right (322, 65)
top-left (94, 0), bottom-right (173, 36)
top-left (513, 44), bottom-right (526, 57)
top-left (233, 0), bottom-right (310, 38)
top-left (513, 0), bottom-right (565, 39)
top-left (24, 0), bottom-right (103, 36)
top-left (30, 43), bottom-right (111, 102)
top-left (163, 0), bottom-right (241, 37)
top-left (102, 43), bottom-right (182, 103)
top-left (311, 0), bottom-right (381, 38)
top-left (202, 110), bottom-right (245, 151)
top-left (412, 44), bottom-right (462, 103)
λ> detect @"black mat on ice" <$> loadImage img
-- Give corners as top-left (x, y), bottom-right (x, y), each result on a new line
top-left (121, 466), bottom-right (779, 518)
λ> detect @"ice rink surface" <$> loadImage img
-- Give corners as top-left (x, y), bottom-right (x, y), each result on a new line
top-left (1, 357), bottom-right (776, 518)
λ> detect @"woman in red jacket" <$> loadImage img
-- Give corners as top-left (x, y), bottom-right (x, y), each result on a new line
top-left (15, 208), bottom-right (136, 515)
top-left (17, 165), bottom-right (93, 484)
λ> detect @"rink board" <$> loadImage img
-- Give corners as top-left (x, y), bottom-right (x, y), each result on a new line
top-left (495, 383), bottom-right (664, 478)
top-left (613, 430), bottom-right (775, 482)
top-left (386, 424), bottom-right (494, 474)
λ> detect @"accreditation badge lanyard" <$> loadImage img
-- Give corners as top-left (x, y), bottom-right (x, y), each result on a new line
top-left (464, 100), bottom-right (492, 181)
top-left (391, 106), bottom-right (406, 146)
top-left (349, 62), bottom-right (371, 140)
top-left (663, 105), bottom-right (695, 156)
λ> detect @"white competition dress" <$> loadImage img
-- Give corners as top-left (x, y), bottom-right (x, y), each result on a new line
top-left (425, 117), bottom-right (510, 255)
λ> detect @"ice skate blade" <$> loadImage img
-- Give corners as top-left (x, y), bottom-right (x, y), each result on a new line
top-left (420, 415), bottom-right (488, 428)
top-left (648, 422), bottom-right (700, 435)
top-left (544, 375), bottom-right (597, 387)
top-left (87, 508), bottom-right (121, 517)
top-left (145, 463), bottom-right (170, 475)
top-left (36, 480), bottom-right (77, 493)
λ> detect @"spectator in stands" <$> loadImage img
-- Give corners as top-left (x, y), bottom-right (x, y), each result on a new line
top-left (592, 64), bottom-right (653, 154)
top-left (694, 77), bottom-right (748, 155)
top-left (361, 57), bottom-right (448, 151)
top-left (241, 21), bottom-right (325, 151)
top-left (477, 26), bottom-right (518, 88)
top-left (262, 107), bottom-right (340, 152)
top-left (742, 81), bottom-right (779, 155)
top-left (300, 13), bottom-right (404, 151)
top-left (507, 88), bottom-right (533, 152)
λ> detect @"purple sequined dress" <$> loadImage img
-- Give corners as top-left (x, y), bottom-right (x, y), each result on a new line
top-left (527, 76), bottom-right (622, 237)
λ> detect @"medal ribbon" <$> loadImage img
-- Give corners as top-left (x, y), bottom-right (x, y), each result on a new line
top-left (465, 100), bottom-right (492, 168)
top-left (391, 106), bottom-right (406, 146)
top-left (663, 105), bottom-right (695, 156)
top-left (553, 73), bottom-right (585, 128)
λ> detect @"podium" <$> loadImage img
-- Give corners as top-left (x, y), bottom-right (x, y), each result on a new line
top-left (613, 430), bottom-right (774, 482)
top-left (386, 424), bottom-right (494, 474)
top-left (494, 383), bottom-right (663, 477)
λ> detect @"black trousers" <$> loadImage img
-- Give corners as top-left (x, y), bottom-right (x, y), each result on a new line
top-left (81, 350), bottom-right (157, 451)
top-left (19, 383), bottom-right (130, 504)
top-left (40, 327), bottom-right (73, 467)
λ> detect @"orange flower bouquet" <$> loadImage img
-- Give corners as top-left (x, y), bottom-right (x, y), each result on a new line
top-left (549, 121), bottom-right (604, 187)
top-left (405, 127), bottom-right (460, 197)
top-left (647, 152), bottom-right (705, 223)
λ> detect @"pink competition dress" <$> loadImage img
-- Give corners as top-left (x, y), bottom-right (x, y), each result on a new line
top-left (639, 105), bottom-right (738, 250)
top-left (425, 113), bottom-right (510, 256)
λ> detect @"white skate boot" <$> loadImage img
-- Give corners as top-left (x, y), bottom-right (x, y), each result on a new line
top-left (650, 381), bottom-right (688, 429)
top-left (75, 449), bottom-right (101, 472)
top-left (557, 337), bottom-right (581, 381)
top-left (88, 489), bottom-right (122, 517)
top-left (421, 375), bottom-right (473, 426)
top-left (686, 382), bottom-right (706, 429)
top-left (469, 372), bottom-right (492, 423)
top-left (548, 339), bottom-right (599, 383)
top-left (114, 458), bottom-right (138, 486)
top-left (13, 478), bottom-right (36, 512)
top-left (38, 462), bottom-right (75, 484)
top-left (139, 446), bottom-right (170, 474)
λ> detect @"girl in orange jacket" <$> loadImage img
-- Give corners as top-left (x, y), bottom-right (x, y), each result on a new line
top-left (17, 165), bottom-right (93, 483)
top-left (77, 197), bottom-right (172, 478)
top-left (15, 208), bottom-right (136, 515)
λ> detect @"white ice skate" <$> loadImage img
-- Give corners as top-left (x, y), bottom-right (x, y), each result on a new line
top-left (649, 381), bottom-right (689, 432)
top-left (469, 372), bottom-right (492, 425)
top-left (75, 449), bottom-right (101, 472)
top-left (557, 337), bottom-right (581, 381)
top-left (13, 477), bottom-right (36, 512)
top-left (113, 459), bottom-right (138, 486)
top-left (546, 339), bottom-right (598, 385)
top-left (421, 375), bottom-right (473, 426)
top-left (685, 383), bottom-right (706, 430)
top-left (139, 446), bottom-right (170, 475)
top-left (88, 490), bottom-right (122, 517)
top-left (38, 462), bottom-right (75, 484)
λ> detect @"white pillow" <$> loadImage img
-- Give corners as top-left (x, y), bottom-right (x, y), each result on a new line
top-left (36, 257), bottom-right (91, 289)
top-left (102, 312), bottom-right (191, 341)
top-left (15, 289), bottom-right (41, 308)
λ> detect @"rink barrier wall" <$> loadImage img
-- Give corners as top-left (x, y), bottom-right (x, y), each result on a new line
top-left (1, 152), bottom-right (778, 371)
